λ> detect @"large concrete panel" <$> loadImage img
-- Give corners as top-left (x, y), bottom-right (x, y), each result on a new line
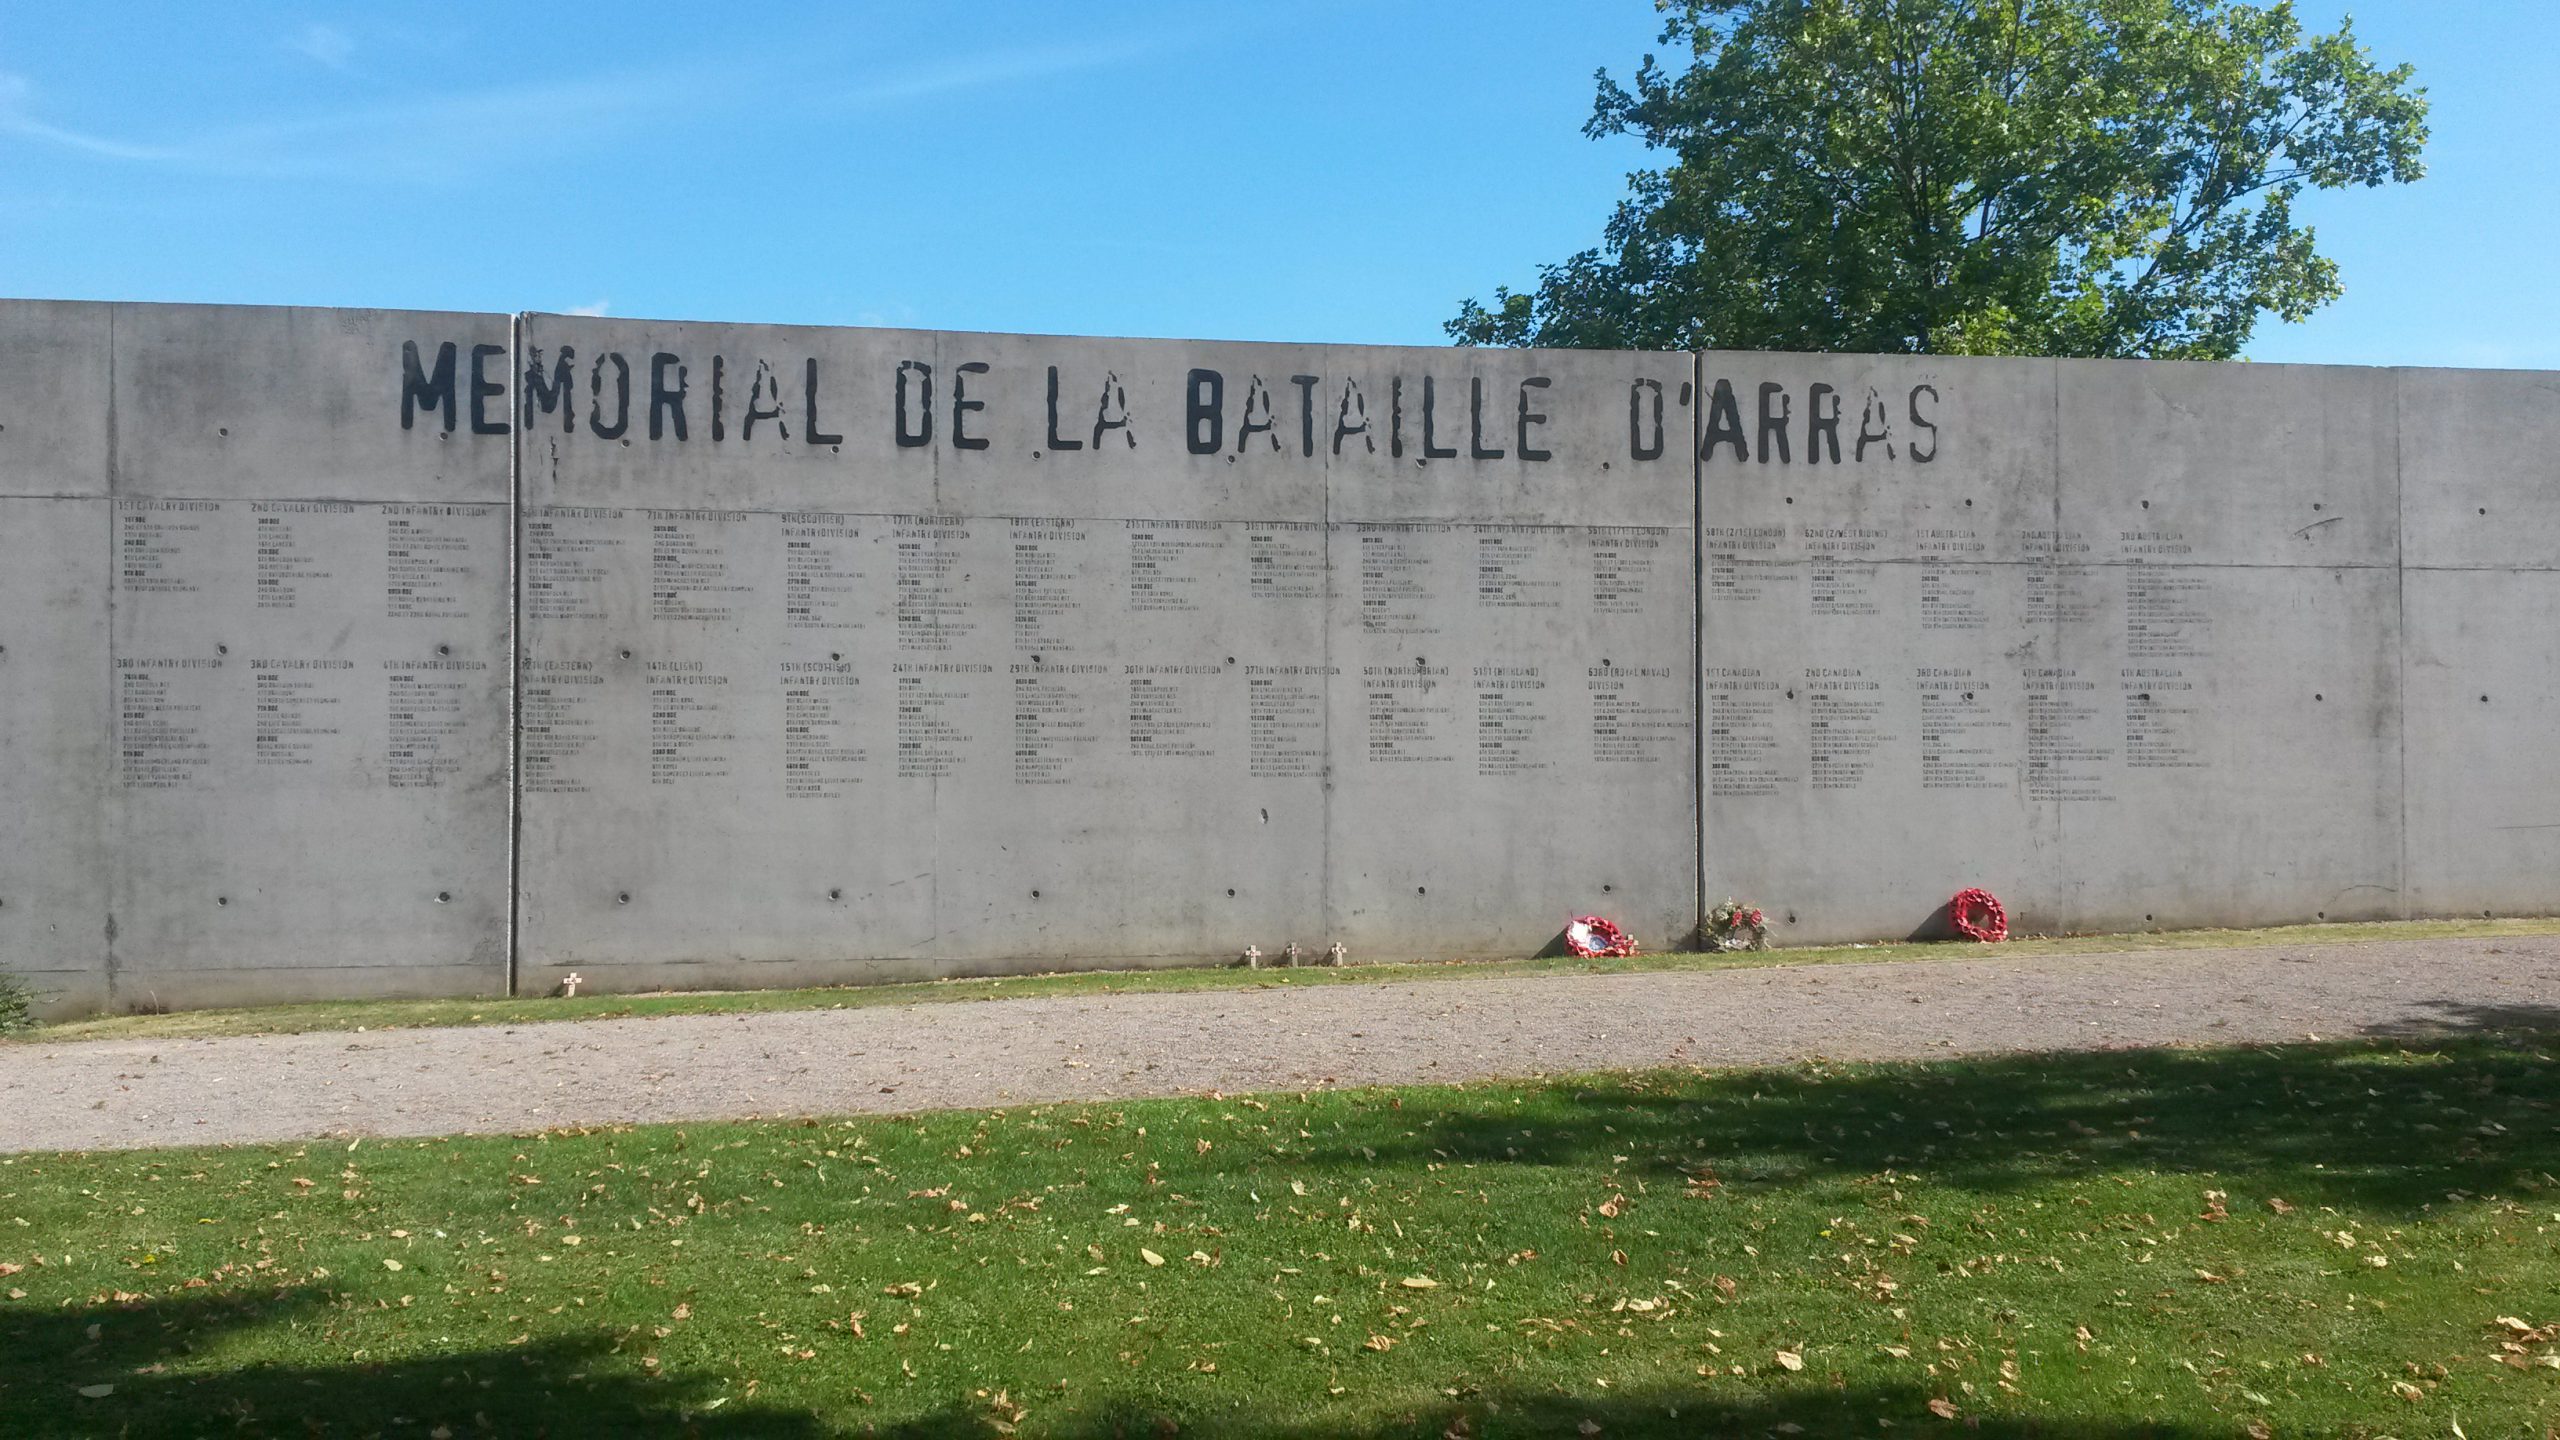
top-left (2402, 566), bottom-right (2560, 917)
top-left (1699, 352), bottom-right (2056, 565)
top-left (0, 497), bottom-right (111, 1012)
top-left (2399, 367), bottom-right (2560, 571)
top-left (1323, 346), bottom-right (1695, 954)
top-left (2058, 359), bottom-right (2397, 568)
top-left (1700, 353), bottom-right (2061, 944)
top-left (114, 303), bottom-right (509, 504)
top-left (2043, 563), bottom-right (2402, 931)
top-left (1705, 353), bottom-right (2407, 946)
top-left (516, 321), bottom-right (1696, 989)
top-left (1701, 555), bottom-right (2058, 943)
top-left (0, 302), bottom-right (113, 1015)
top-left (0, 300), bottom-right (112, 499)
top-left (103, 306), bottom-right (511, 1009)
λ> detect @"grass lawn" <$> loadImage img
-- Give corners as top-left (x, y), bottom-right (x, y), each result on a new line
top-left (6, 1032), bottom-right (2560, 1435)
top-left (21, 915), bottom-right (2560, 1046)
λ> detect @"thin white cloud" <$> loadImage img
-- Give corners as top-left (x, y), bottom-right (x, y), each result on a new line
top-left (565, 300), bottom-right (610, 317)
top-left (0, 69), bottom-right (674, 181)
top-left (833, 36), bottom-right (1168, 108)
top-left (288, 24), bottom-right (356, 71)
top-left (0, 34), bottom-right (1174, 183)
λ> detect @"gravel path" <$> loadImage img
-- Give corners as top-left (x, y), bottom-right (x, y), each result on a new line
top-left (6, 936), bottom-right (2558, 1154)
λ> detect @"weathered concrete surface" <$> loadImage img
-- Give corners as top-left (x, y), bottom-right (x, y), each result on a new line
top-left (0, 303), bottom-right (115, 1013)
top-left (5, 936), bottom-right (2554, 1154)
top-left (514, 318), bottom-right (1696, 994)
top-left (100, 305), bottom-right (513, 1011)
top-left (1699, 353), bottom-right (2061, 941)
top-left (1703, 355), bottom-right (2408, 945)
top-left (5, 296), bottom-right (2560, 1016)
top-left (2398, 367), bottom-right (2560, 920)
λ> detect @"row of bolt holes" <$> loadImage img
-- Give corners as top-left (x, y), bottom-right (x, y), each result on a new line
top-left (609, 884), bottom-right (1615, 905)
top-left (181, 644), bottom-right (451, 658)
top-left (192, 893), bottom-right (450, 906)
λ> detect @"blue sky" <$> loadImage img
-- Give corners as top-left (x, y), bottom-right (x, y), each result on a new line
top-left (1, 2), bottom-right (2550, 367)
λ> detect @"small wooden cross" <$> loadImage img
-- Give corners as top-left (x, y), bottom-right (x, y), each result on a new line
top-left (560, 972), bottom-right (584, 998)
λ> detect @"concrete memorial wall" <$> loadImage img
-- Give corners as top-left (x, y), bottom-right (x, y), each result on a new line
top-left (509, 318), bottom-right (1698, 991)
top-left (0, 296), bottom-right (2550, 1013)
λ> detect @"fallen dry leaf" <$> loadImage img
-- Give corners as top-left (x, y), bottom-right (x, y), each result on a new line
top-left (1140, 1249), bottom-right (1165, 1267)
top-left (1926, 1397), bottom-right (1957, 1419)
top-left (1400, 1276), bottom-right (1438, 1289)
top-left (1775, 1349), bottom-right (1804, 1372)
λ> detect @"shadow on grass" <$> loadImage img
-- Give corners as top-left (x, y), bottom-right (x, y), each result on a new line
top-left (0, 1288), bottom-right (2247, 1439)
top-left (0, 1286), bottom-right (823, 1438)
top-left (866, 1387), bottom-right (2244, 1438)
top-left (1276, 1025), bottom-right (2560, 1215)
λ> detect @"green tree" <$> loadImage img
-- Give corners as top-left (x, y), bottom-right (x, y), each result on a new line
top-left (1450, 0), bottom-right (2426, 358)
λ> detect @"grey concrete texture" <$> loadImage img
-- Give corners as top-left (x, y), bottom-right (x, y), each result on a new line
top-left (0, 300), bottom-right (112, 500)
top-left (0, 497), bottom-right (111, 1012)
top-left (3, 296), bottom-right (2558, 1016)
top-left (1704, 354), bottom-right (2419, 946)
top-left (0, 302), bottom-right (516, 1014)
top-left (514, 318), bottom-right (1696, 991)
top-left (2396, 367), bottom-right (2560, 572)
top-left (4, 934), bottom-right (2552, 1154)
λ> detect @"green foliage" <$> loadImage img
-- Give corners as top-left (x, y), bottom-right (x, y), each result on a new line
top-left (7, 1034), bottom-right (2560, 1433)
top-left (1451, 0), bottom-right (2427, 358)
top-left (0, 972), bottom-right (36, 1034)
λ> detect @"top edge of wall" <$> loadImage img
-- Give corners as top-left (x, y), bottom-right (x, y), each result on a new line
top-left (2, 296), bottom-right (2548, 377)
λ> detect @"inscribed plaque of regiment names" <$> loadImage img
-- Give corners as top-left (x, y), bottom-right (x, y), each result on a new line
top-left (1700, 353), bottom-right (2402, 944)
top-left (512, 317), bottom-right (1697, 990)
top-left (107, 305), bottom-right (514, 1008)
